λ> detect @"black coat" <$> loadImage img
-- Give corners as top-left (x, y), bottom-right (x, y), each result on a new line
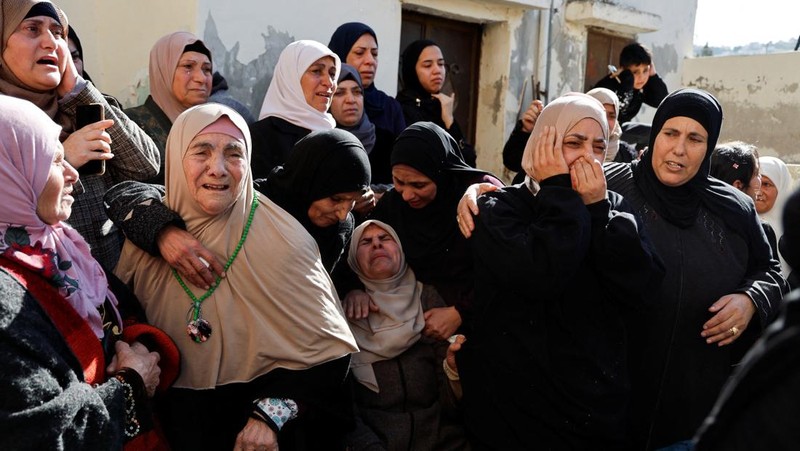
top-left (459, 177), bottom-right (663, 450)
top-left (593, 72), bottom-right (668, 124)
top-left (606, 163), bottom-right (787, 449)
top-left (249, 116), bottom-right (311, 180)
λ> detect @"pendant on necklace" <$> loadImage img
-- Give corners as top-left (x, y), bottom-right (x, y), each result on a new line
top-left (187, 318), bottom-right (212, 343)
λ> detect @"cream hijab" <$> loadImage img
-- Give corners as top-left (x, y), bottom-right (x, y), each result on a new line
top-left (258, 40), bottom-right (339, 130)
top-left (346, 220), bottom-right (425, 393)
top-left (521, 93), bottom-right (609, 182)
top-left (759, 155), bottom-right (794, 274)
top-left (115, 103), bottom-right (357, 389)
top-left (0, 0), bottom-right (67, 123)
top-left (148, 31), bottom-right (211, 122)
top-left (587, 87), bottom-right (622, 162)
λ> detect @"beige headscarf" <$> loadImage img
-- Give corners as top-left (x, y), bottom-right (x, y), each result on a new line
top-left (115, 103), bottom-right (357, 389)
top-left (587, 87), bottom-right (622, 162)
top-left (148, 31), bottom-right (211, 123)
top-left (0, 0), bottom-right (67, 123)
top-left (521, 93), bottom-right (609, 182)
top-left (346, 220), bottom-right (425, 393)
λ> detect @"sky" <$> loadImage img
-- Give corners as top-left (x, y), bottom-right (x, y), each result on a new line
top-left (694, 0), bottom-right (800, 47)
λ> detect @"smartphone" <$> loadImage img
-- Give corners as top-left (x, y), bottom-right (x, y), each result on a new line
top-left (75, 103), bottom-right (106, 175)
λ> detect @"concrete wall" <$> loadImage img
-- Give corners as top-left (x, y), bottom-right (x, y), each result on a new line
top-left (683, 52), bottom-right (800, 164)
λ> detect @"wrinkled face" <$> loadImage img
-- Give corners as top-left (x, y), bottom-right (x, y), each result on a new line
top-left (392, 164), bottom-right (437, 209)
top-left (330, 80), bottom-right (364, 127)
top-left (172, 51), bottom-right (212, 109)
top-left (356, 224), bottom-right (402, 280)
top-left (652, 116), bottom-right (709, 187)
top-left (756, 174), bottom-right (778, 214)
top-left (67, 38), bottom-right (84, 78)
top-left (182, 132), bottom-right (247, 215)
top-left (307, 191), bottom-right (361, 227)
top-left (415, 45), bottom-right (445, 94)
top-left (627, 63), bottom-right (650, 90)
top-left (3, 16), bottom-right (67, 90)
top-left (346, 33), bottom-right (378, 88)
top-left (561, 118), bottom-right (606, 167)
top-left (301, 56), bottom-right (337, 112)
top-left (602, 103), bottom-right (617, 133)
top-left (37, 145), bottom-right (79, 225)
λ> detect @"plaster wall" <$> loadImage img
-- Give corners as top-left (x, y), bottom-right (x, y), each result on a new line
top-left (683, 52), bottom-right (800, 164)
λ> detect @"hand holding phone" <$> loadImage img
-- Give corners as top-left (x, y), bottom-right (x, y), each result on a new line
top-left (75, 103), bottom-right (107, 175)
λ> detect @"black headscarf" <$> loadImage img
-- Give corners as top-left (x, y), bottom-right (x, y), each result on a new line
top-left (335, 64), bottom-right (376, 154)
top-left (632, 88), bottom-right (758, 239)
top-left (382, 122), bottom-right (491, 265)
top-left (400, 39), bottom-right (438, 96)
top-left (66, 27), bottom-right (92, 82)
top-left (263, 129), bottom-right (371, 272)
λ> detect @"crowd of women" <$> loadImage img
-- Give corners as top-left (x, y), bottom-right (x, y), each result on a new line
top-left (0, 0), bottom-right (796, 450)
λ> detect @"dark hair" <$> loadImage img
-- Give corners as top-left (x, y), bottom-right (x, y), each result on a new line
top-left (620, 43), bottom-right (653, 68)
top-left (710, 141), bottom-right (760, 189)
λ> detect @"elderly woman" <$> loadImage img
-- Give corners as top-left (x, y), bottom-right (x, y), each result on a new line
top-left (397, 39), bottom-right (476, 167)
top-left (114, 103), bottom-right (358, 450)
top-left (343, 122), bottom-right (503, 342)
top-left (251, 40), bottom-right (340, 179)
top-left (328, 22), bottom-right (406, 139)
top-left (758, 155), bottom-right (794, 275)
top-left (0, 95), bottom-right (176, 449)
top-left (105, 128), bottom-right (371, 289)
top-left (457, 94), bottom-right (662, 449)
top-left (125, 31), bottom-right (213, 183)
top-left (345, 220), bottom-right (468, 451)
top-left (0, 0), bottom-right (159, 270)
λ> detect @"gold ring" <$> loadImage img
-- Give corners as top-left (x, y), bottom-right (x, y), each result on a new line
top-left (730, 326), bottom-right (739, 337)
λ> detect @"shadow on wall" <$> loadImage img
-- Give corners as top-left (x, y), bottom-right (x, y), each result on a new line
top-left (203, 13), bottom-right (294, 120)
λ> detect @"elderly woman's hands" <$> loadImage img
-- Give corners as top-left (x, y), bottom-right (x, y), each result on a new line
top-left (108, 341), bottom-right (161, 397)
top-left (343, 289), bottom-right (379, 319)
top-left (701, 293), bottom-right (757, 346)
top-left (423, 306), bottom-right (461, 341)
top-left (157, 225), bottom-right (226, 289)
top-left (234, 418), bottom-right (278, 451)
top-left (570, 155), bottom-right (607, 205)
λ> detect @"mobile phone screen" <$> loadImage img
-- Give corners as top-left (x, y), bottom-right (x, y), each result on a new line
top-left (75, 103), bottom-right (106, 176)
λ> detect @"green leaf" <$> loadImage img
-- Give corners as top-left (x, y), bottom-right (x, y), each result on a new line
top-left (4, 227), bottom-right (30, 246)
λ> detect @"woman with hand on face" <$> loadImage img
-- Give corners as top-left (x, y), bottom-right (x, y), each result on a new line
top-left (342, 122), bottom-right (503, 343)
top-left (397, 39), bottom-right (477, 167)
top-left (0, 0), bottom-right (159, 270)
top-left (757, 155), bottom-right (794, 276)
top-left (0, 94), bottom-right (177, 451)
top-left (115, 103), bottom-right (358, 451)
top-left (457, 94), bottom-right (662, 449)
top-left (250, 40), bottom-right (339, 179)
top-left (345, 220), bottom-right (469, 451)
top-left (125, 31), bottom-right (213, 184)
top-left (328, 22), bottom-right (406, 139)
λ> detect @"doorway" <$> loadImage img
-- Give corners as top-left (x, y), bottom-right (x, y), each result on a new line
top-left (584, 29), bottom-right (634, 92)
top-left (400, 11), bottom-right (482, 143)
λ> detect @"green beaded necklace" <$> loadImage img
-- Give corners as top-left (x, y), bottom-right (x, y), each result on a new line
top-left (173, 192), bottom-right (259, 343)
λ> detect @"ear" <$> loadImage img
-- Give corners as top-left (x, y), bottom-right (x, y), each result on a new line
top-left (732, 180), bottom-right (744, 190)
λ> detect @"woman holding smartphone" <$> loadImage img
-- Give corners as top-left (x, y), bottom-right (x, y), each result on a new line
top-left (0, 0), bottom-right (160, 270)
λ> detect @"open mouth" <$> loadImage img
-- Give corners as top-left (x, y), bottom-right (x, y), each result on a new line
top-left (665, 161), bottom-right (685, 170)
top-left (37, 56), bottom-right (58, 66)
top-left (202, 183), bottom-right (229, 191)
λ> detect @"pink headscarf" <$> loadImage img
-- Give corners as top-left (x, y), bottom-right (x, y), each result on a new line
top-left (0, 95), bottom-right (118, 337)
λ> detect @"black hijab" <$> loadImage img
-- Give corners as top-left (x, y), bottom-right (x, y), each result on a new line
top-left (263, 129), bottom-right (371, 272)
top-left (380, 122), bottom-right (491, 266)
top-left (400, 39), bottom-right (438, 97)
top-left (67, 27), bottom-right (92, 83)
top-left (632, 88), bottom-right (759, 241)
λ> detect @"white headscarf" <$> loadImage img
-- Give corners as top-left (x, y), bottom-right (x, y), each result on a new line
top-left (258, 40), bottom-right (339, 130)
top-left (759, 155), bottom-right (794, 274)
top-left (587, 87), bottom-right (622, 162)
